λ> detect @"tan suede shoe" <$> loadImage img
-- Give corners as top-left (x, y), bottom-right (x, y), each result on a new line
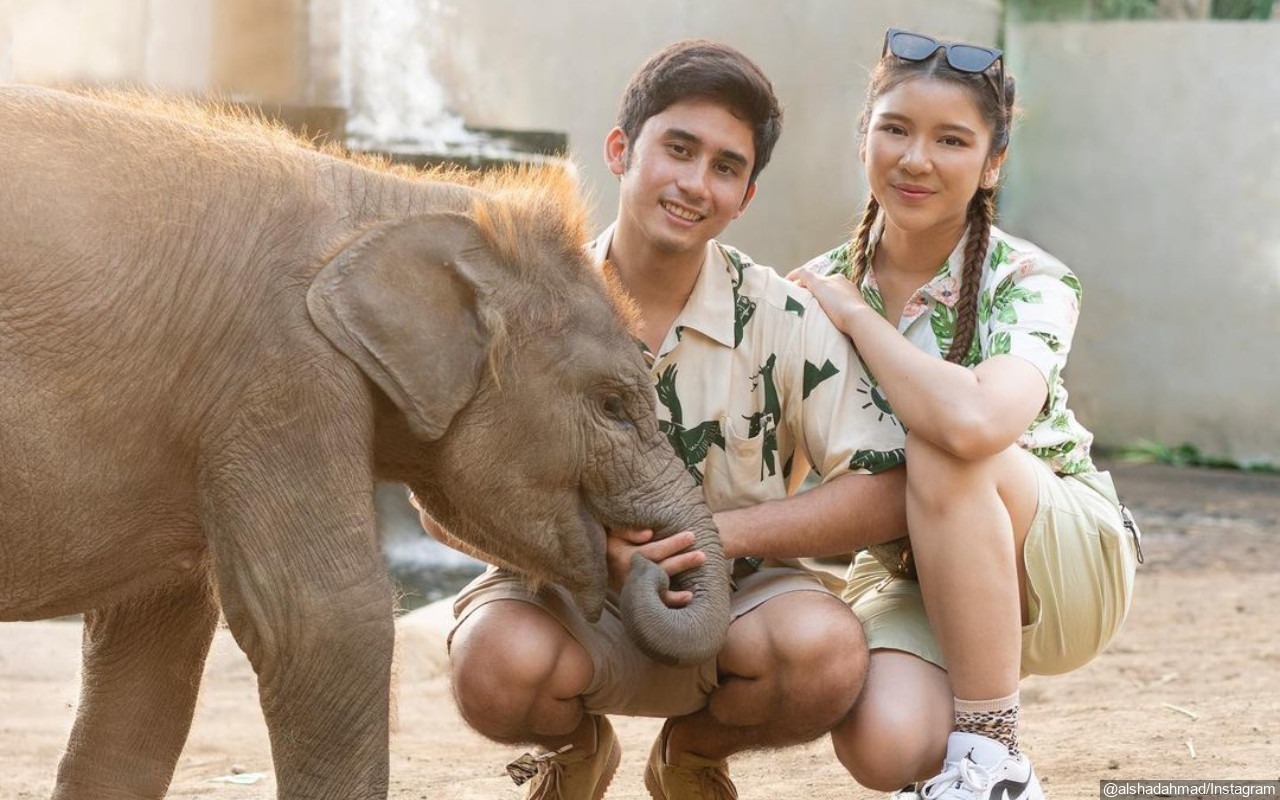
top-left (643, 723), bottom-right (738, 800)
top-left (505, 715), bottom-right (621, 800)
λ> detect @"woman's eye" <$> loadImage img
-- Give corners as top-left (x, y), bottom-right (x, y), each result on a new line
top-left (882, 124), bottom-right (906, 135)
top-left (940, 136), bottom-right (965, 147)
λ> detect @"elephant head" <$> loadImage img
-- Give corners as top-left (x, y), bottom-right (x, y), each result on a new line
top-left (306, 187), bottom-right (729, 666)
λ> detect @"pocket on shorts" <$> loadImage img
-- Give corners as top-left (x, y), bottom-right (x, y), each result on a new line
top-left (702, 415), bottom-right (788, 512)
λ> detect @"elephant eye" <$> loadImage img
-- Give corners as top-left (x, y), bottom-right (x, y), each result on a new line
top-left (602, 395), bottom-right (631, 425)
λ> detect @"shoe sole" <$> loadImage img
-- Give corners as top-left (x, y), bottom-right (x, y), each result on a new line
top-left (592, 738), bottom-right (622, 800)
top-left (642, 763), bottom-right (665, 800)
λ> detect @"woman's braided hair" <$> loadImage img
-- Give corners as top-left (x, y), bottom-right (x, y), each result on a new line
top-left (850, 45), bottom-right (1016, 364)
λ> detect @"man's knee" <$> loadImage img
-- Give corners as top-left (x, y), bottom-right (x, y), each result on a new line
top-left (831, 665), bottom-right (949, 790)
top-left (725, 592), bottom-right (868, 713)
top-left (449, 600), bottom-right (590, 735)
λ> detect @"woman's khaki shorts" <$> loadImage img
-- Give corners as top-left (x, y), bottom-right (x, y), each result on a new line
top-left (843, 459), bottom-right (1139, 677)
top-left (449, 563), bottom-right (829, 718)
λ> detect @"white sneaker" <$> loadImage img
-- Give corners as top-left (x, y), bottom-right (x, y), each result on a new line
top-left (890, 784), bottom-right (922, 800)
top-left (920, 731), bottom-right (1043, 800)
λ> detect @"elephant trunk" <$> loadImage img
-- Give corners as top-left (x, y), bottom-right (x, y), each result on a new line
top-left (619, 512), bottom-right (730, 667)
top-left (603, 456), bottom-right (731, 667)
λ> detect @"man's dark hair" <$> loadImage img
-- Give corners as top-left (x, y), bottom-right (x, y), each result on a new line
top-left (616, 39), bottom-right (783, 185)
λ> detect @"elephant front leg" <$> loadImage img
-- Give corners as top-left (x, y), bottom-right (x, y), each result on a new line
top-left (53, 571), bottom-right (219, 800)
top-left (202, 420), bottom-right (395, 799)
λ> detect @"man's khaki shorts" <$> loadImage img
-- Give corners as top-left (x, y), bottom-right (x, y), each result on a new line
top-left (449, 563), bottom-right (829, 718)
top-left (844, 457), bottom-right (1139, 677)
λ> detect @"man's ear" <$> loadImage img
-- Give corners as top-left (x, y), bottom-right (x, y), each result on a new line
top-left (982, 152), bottom-right (1007, 189)
top-left (605, 127), bottom-right (628, 177)
top-left (733, 181), bottom-right (758, 219)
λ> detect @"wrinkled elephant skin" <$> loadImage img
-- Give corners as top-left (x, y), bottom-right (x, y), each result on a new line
top-left (0, 87), bottom-right (729, 800)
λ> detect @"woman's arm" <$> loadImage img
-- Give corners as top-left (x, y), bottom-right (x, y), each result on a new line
top-left (790, 269), bottom-right (1046, 460)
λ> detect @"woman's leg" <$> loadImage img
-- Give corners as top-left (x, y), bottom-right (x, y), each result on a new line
top-left (904, 433), bottom-right (1040, 705)
top-left (831, 649), bottom-right (952, 792)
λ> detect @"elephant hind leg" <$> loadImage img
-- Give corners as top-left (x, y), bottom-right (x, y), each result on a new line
top-left (53, 568), bottom-right (219, 800)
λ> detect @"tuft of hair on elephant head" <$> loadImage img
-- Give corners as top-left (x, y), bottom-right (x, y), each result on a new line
top-left (0, 86), bottom-right (728, 799)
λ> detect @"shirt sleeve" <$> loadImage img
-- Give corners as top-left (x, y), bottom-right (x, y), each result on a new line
top-left (981, 246), bottom-right (1082, 388)
top-left (781, 291), bottom-right (907, 480)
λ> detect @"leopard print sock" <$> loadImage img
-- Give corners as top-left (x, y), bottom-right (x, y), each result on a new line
top-left (954, 691), bottom-right (1020, 756)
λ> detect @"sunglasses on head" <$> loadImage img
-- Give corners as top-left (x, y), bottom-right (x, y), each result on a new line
top-left (882, 28), bottom-right (1006, 110)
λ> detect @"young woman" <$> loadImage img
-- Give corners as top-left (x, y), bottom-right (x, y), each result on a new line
top-left (790, 29), bottom-right (1140, 800)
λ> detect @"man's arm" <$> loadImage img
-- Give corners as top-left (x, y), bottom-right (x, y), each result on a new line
top-left (714, 286), bottom-right (910, 561)
top-left (714, 466), bottom-right (905, 560)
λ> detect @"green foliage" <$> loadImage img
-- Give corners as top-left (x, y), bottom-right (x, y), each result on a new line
top-left (1004, 0), bottom-right (1275, 19)
top-left (1109, 439), bottom-right (1280, 473)
top-left (1211, 0), bottom-right (1276, 18)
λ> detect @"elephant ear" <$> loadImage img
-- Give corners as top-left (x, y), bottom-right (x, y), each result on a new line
top-left (307, 212), bottom-right (492, 441)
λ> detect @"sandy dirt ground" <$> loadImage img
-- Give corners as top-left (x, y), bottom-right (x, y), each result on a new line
top-left (3, 461), bottom-right (1278, 799)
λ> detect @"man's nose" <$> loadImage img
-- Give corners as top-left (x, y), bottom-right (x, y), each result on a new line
top-left (675, 161), bottom-right (712, 200)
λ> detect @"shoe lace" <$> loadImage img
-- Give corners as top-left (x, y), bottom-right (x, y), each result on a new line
top-left (921, 758), bottom-right (993, 800)
top-left (700, 763), bottom-right (738, 799)
top-left (506, 744), bottom-right (574, 788)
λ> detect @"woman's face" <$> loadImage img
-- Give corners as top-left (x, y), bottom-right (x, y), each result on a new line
top-left (862, 76), bottom-right (1002, 238)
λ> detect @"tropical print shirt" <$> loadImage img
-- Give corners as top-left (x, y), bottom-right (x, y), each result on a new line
top-left (589, 224), bottom-right (906, 515)
top-left (801, 222), bottom-right (1095, 475)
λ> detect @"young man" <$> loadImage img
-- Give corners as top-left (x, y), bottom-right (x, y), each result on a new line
top-left (444, 40), bottom-right (908, 799)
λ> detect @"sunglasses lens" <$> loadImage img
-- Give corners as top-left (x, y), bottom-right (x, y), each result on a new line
top-left (890, 32), bottom-right (940, 61)
top-left (947, 45), bottom-right (999, 73)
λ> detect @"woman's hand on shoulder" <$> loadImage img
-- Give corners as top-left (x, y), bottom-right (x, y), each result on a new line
top-left (787, 267), bottom-right (870, 333)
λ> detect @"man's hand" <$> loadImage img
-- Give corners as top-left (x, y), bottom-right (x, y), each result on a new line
top-left (606, 529), bottom-right (706, 608)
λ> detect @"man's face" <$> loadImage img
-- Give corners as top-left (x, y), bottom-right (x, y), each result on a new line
top-left (606, 98), bottom-right (757, 259)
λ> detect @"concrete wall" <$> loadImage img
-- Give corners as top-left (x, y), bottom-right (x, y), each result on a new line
top-left (1000, 23), bottom-right (1280, 462)
top-left (396, 0), bottom-right (1001, 269)
top-left (1, 0), bottom-right (211, 90)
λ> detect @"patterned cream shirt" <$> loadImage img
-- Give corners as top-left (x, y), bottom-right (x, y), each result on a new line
top-left (802, 221), bottom-right (1096, 475)
top-left (589, 224), bottom-right (906, 515)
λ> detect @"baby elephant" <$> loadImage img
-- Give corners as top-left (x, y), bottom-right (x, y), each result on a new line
top-left (0, 87), bottom-right (729, 799)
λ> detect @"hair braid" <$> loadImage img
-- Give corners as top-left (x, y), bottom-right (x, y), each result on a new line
top-left (945, 187), bottom-right (995, 364)
top-left (848, 194), bottom-right (880, 285)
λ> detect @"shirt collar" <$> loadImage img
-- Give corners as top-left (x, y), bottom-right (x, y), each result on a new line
top-left (863, 213), bottom-right (968, 308)
top-left (591, 222), bottom-right (737, 350)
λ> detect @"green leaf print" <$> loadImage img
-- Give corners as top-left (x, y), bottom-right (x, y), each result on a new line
top-left (930, 302), bottom-right (958, 352)
top-left (1051, 411), bottom-right (1073, 432)
top-left (862, 284), bottom-right (885, 316)
top-left (849, 448), bottom-right (906, 474)
top-left (1061, 273), bottom-right (1082, 305)
top-left (830, 244), bottom-right (855, 278)
top-left (785, 295), bottom-right (806, 317)
top-left (989, 331), bottom-right (1012, 356)
top-left (1031, 331), bottom-right (1062, 352)
top-left (979, 289), bottom-right (994, 327)
top-left (1032, 440), bottom-right (1077, 461)
top-left (989, 240), bottom-right (1012, 271)
top-left (803, 359), bottom-right (840, 400)
top-left (991, 279), bottom-right (1043, 326)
